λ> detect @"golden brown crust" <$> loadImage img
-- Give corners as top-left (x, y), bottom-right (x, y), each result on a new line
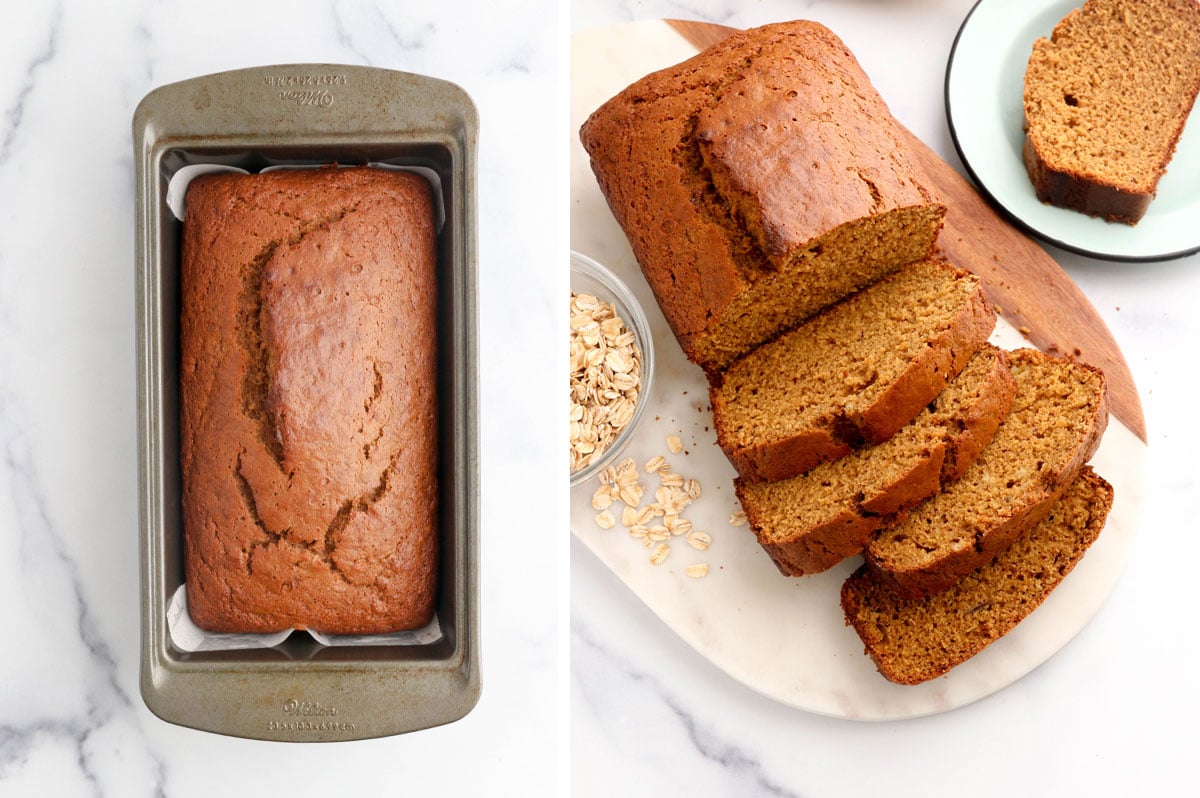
top-left (717, 424), bottom-right (851, 486)
top-left (1022, 134), bottom-right (1153, 224)
top-left (751, 507), bottom-right (877, 576)
top-left (857, 448), bottom-right (945, 519)
top-left (580, 20), bottom-right (944, 372)
top-left (180, 167), bottom-right (438, 635)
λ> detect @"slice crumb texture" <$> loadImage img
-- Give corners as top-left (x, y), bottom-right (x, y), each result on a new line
top-left (841, 467), bottom-right (1113, 685)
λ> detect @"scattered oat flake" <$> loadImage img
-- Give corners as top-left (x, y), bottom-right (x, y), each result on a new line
top-left (686, 563), bottom-right (709, 578)
top-left (591, 486), bottom-right (614, 510)
top-left (643, 455), bottom-right (666, 473)
top-left (729, 510), bottom-right (747, 527)
top-left (686, 531), bottom-right (711, 550)
top-left (649, 544), bottom-right (671, 565)
top-left (618, 483), bottom-right (644, 508)
top-left (594, 510), bottom-right (616, 529)
top-left (667, 517), bottom-right (692, 536)
top-left (666, 434), bottom-right (684, 454)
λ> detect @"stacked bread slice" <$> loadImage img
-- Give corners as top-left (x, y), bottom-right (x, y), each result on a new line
top-left (711, 259), bottom-right (996, 483)
top-left (842, 467), bottom-right (1114, 685)
top-left (581, 20), bottom-right (1114, 684)
top-left (736, 343), bottom-right (1016, 577)
top-left (863, 349), bottom-right (1108, 598)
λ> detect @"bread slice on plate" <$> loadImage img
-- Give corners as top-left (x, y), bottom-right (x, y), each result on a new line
top-left (842, 467), bottom-right (1113, 685)
top-left (580, 20), bottom-right (946, 374)
top-left (864, 348), bottom-right (1108, 599)
top-left (737, 345), bottom-right (1016, 576)
top-left (711, 257), bottom-right (995, 484)
top-left (1022, 0), bottom-right (1200, 223)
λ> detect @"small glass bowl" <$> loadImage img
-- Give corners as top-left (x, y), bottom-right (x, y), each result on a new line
top-left (569, 250), bottom-right (655, 488)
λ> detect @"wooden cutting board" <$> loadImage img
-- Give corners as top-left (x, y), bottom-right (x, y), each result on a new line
top-left (666, 20), bottom-right (1145, 442)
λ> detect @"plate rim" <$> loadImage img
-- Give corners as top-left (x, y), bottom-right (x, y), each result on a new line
top-left (944, 0), bottom-right (1200, 263)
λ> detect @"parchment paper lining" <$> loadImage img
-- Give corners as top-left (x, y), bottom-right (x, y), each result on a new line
top-left (166, 585), bottom-right (443, 652)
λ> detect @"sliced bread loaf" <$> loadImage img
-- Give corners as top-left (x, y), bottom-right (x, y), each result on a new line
top-left (711, 258), bottom-right (995, 484)
top-left (1022, 0), bottom-right (1200, 223)
top-left (864, 348), bottom-right (1108, 599)
top-left (580, 21), bottom-right (946, 374)
top-left (738, 345), bottom-right (1016, 577)
top-left (842, 467), bottom-right (1113, 685)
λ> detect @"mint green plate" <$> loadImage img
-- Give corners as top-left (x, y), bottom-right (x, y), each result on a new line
top-left (946, 0), bottom-right (1200, 261)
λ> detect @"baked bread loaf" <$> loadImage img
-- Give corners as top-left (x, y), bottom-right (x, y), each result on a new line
top-left (180, 167), bottom-right (439, 634)
top-left (580, 20), bottom-right (946, 373)
top-left (711, 258), bottom-right (995, 484)
top-left (738, 345), bottom-right (1015, 576)
top-left (1022, 0), bottom-right (1200, 223)
top-left (865, 348), bottom-right (1108, 599)
top-left (842, 467), bottom-right (1113, 685)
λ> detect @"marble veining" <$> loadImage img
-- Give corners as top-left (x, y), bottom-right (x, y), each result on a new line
top-left (573, 617), bottom-right (804, 798)
top-left (1, 425), bottom-right (167, 795)
top-left (0, 4), bottom-right (59, 168)
top-left (330, 5), bottom-right (436, 64)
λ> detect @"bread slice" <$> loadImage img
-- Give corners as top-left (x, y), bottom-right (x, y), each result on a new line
top-left (1022, 0), bottom-right (1200, 223)
top-left (580, 20), bottom-right (946, 374)
top-left (864, 348), bottom-right (1108, 599)
top-left (842, 467), bottom-right (1113, 685)
top-left (738, 345), bottom-right (1016, 576)
top-left (711, 258), bottom-right (995, 484)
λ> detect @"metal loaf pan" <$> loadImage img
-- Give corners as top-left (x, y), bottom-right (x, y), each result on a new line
top-left (133, 64), bottom-right (479, 741)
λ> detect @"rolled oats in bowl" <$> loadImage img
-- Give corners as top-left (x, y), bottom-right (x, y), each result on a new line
top-left (569, 251), bottom-right (654, 487)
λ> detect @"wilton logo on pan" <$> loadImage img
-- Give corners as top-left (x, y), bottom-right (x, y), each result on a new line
top-left (265, 73), bottom-right (347, 107)
top-left (282, 697), bottom-right (338, 717)
top-left (266, 698), bottom-right (358, 733)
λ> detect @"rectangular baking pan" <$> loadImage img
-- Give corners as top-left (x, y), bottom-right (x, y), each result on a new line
top-left (133, 64), bottom-right (479, 740)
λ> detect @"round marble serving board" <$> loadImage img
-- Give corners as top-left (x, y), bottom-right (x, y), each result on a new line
top-left (569, 20), bottom-right (1148, 721)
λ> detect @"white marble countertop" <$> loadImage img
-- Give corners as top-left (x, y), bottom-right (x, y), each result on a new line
top-left (571, 1), bottom-right (1198, 796)
top-left (5, 0), bottom-right (1197, 794)
top-left (0, 2), bottom-right (560, 795)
